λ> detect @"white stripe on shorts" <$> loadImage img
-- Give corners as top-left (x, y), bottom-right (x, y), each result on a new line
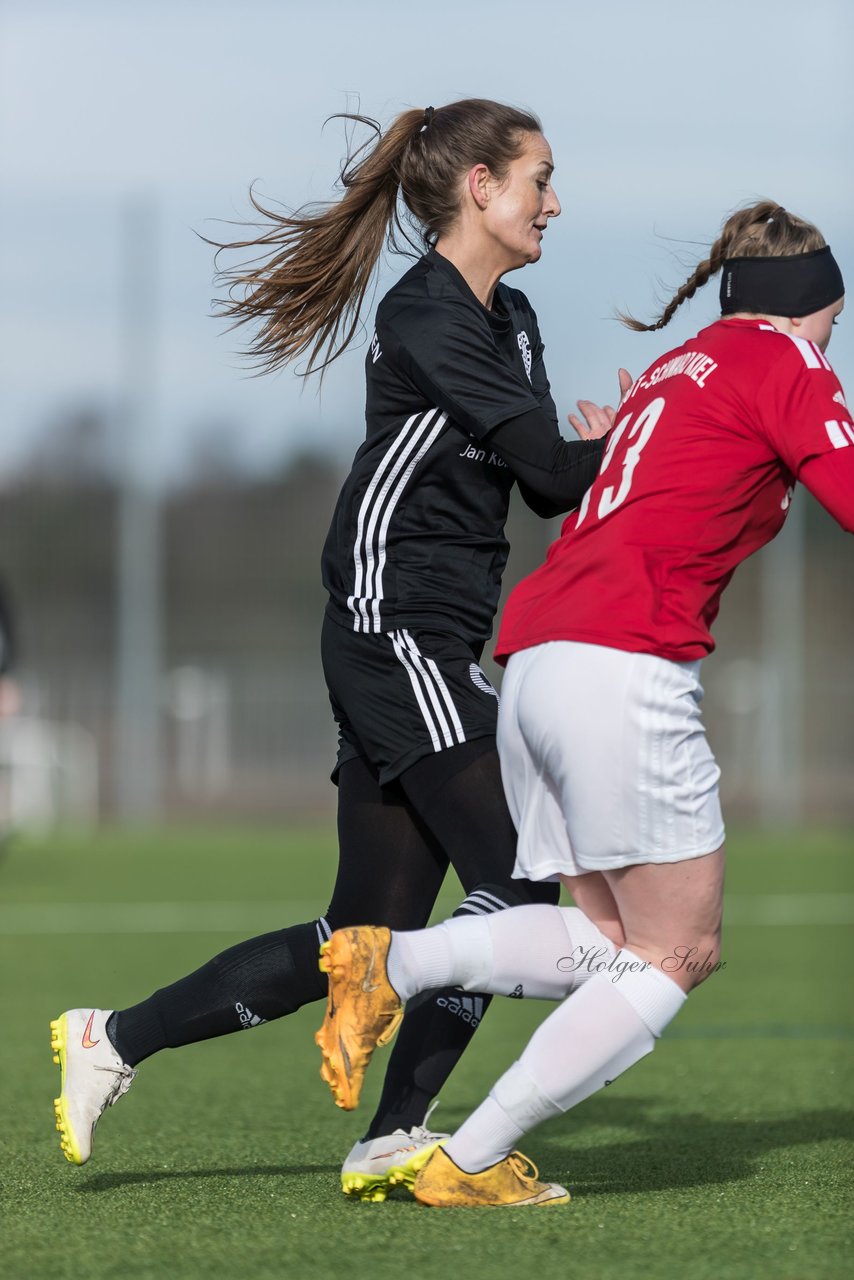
top-left (388, 629), bottom-right (467, 753)
top-left (401, 629), bottom-right (466, 746)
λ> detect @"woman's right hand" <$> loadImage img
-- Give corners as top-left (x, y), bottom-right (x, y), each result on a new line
top-left (568, 368), bottom-right (633, 440)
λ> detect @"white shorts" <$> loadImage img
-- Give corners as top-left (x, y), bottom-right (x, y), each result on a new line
top-left (497, 641), bottom-right (725, 879)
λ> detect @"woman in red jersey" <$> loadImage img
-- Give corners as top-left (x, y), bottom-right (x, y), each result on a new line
top-left (316, 201), bottom-right (850, 1207)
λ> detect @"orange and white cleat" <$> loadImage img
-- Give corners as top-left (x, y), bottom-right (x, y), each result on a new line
top-left (315, 926), bottom-right (403, 1110)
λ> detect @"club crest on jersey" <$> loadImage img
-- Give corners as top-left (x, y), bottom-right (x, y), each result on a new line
top-left (517, 330), bottom-right (532, 382)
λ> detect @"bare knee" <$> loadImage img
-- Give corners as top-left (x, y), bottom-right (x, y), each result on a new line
top-left (617, 929), bottom-right (722, 993)
top-left (603, 849), bottom-right (726, 992)
top-left (660, 930), bottom-right (723, 991)
top-left (602, 920), bottom-right (627, 950)
top-left (560, 872), bottom-right (626, 949)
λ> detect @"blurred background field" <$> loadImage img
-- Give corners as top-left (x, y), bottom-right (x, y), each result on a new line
top-left (1, 826), bottom-right (852, 1279)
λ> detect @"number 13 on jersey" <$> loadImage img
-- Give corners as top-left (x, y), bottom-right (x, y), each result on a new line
top-left (575, 396), bottom-right (666, 528)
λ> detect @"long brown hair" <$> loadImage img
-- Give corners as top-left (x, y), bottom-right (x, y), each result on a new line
top-left (212, 99), bottom-right (542, 375)
top-left (621, 201), bottom-right (827, 332)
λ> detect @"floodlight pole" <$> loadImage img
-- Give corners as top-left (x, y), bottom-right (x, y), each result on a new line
top-left (757, 494), bottom-right (805, 827)
top-left (116, 198), bottom-right (162, 822)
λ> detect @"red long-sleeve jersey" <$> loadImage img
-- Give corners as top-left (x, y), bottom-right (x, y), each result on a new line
top-left (496, 318), bottom-right (853, 664)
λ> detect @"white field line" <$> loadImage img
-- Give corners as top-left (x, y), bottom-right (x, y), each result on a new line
top-left (0, 894), bottom-right (853, 935)
top-left (724, 892), bottom-right (854, 925)
top-left (0, 901), bottom-right (322, 935)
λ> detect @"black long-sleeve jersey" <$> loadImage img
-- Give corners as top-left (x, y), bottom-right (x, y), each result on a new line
top-left (321, 249), bottom-right (603, 645)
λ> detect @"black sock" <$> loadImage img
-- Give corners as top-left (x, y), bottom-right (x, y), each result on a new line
top-left (108, 919), bottom-right (328, 1066)
top-left (363, 985), bottom-right (493, 1138)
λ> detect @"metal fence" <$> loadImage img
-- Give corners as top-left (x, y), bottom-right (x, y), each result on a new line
top-left (0, 467), bottom-right (851, 830)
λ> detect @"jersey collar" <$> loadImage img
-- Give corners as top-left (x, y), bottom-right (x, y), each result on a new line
top-left (425, 249), bottom-right (512, 332)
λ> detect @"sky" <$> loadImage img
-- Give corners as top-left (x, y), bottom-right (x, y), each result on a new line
top-left (1, 0), bottom-right (852, 484)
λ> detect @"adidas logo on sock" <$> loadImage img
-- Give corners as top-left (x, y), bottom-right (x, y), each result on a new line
top-left (508, 984), bottom-right (524, 999)
top-left (436, 994), bottom-right (484, 1027)
top-left (235, 1001), bottom-right (266, 1029)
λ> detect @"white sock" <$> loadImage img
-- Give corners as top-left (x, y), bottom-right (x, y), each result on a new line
top-left (386, 924), bottom-right (458, 1001)
top-left (444, 957), bottom-right (686, 1173)
top-left (485, 905), bottom-right (615, 998)
top-left (386, 905), bottom-right (615, 1003)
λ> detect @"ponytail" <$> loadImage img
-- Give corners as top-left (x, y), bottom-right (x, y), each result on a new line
top-left (212, 110), bottom-right (422, 376)
top-left (212, 99), bottom-right (541, 375)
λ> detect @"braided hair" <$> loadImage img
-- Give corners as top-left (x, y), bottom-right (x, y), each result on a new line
top-left (621, 201), bottom-right (827, 332)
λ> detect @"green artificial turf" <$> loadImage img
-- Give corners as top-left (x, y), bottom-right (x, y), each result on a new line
top-left (1, 826), bottom-right (852, 1279)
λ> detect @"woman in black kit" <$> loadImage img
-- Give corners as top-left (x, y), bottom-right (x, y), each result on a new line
top-left (51, 98), bottom-right (617, 1198)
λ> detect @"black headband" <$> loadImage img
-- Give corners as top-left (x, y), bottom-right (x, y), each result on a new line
top-left (720, 245), bottom-right (844, 317)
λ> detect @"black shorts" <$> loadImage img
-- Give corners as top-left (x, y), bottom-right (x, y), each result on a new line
top-left (321, 613), bottom-right (501, 785)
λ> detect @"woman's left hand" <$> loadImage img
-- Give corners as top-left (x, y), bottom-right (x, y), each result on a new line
top-left (568, 368), bottom-right (633, 440)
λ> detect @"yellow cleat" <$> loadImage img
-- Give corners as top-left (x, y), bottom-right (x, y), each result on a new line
top-left (413, 1148), bottom-right (570, 1208)
top-left (314, 927), bottom-right (403, 1110)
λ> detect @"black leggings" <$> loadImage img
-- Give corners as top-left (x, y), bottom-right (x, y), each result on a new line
top-left (327, 737), bottom-right (555, 931)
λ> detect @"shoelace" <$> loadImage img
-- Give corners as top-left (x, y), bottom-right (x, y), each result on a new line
top-left (409, 1099), bottom-right (447, 1142)
top-left (506, 1151), bottom-right (541, 1184)
top-left (94, 1062), bottom-right (137, 1109)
